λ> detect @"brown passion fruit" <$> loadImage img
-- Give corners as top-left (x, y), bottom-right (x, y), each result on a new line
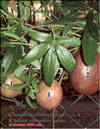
top-left (0, 77), bottom-right (23, 98)
top-left (70, 51), bottom-right (100, 95)
top-left (36, 80), bottom-right (63, 110)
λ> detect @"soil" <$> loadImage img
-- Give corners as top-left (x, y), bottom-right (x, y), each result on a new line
top-left (0, 78), bottom-right (100, 129)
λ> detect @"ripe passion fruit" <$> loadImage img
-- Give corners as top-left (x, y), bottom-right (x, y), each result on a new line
top-left (0, 77), bottom-right (23, 98)
top-left (36, 80), bottom-right (63, 110)
top-left (70, 51), bottom-right (100, 95)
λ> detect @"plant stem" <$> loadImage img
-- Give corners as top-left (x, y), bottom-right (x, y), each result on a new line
top-left (52, 27), bottom-right (55, 41)
top-left (9, 42), bottom-right (32, 46)
top-left (59, 70), bottom-right (65, 85)
top-left (69, 31), bottom-right (81, 37)
top-left (52, 108), bottom-right (56, 129)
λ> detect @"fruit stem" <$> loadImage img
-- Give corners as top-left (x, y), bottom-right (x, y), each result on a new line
top-left (59, 70), bottom-right (65, 85)
top-left (52, 108), bottom-right (56, 129)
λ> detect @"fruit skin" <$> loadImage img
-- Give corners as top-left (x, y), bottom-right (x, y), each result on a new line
top-left (36, 80), bottom-right (63, 110)
top-left (70, 51), bottom-right (100, 95)
top-left (0, 77), bottom-right (23, 98)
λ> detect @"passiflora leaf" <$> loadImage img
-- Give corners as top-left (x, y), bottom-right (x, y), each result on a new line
top-left (23, 6), bottom-right (30, 20)
top-left (50, 10), bottom-right (80, 25)
top-left (56, 37), bottom-right (81, 47)
top-left (13, 65), bottom-right (26, 75)
top-left (62, 24), bottom-right (73, 36)
top-left (0, 72), bottom-right (7, 85)
top-left (15, 24), bottom-right (23, 37)
top-left (43, 47), bottom-right (59, 87)
top-left (32, 78), bottom-right (39, 93)
top-left (2, 48), bottom-right (16, 73)
top-left (98, 46), bottom-right (100, 53)
top-left (28, 89), bottom-right (35, 99)
top-left (56, 45), bottom-right (75, 73)
top-left (74, 19), bottom-right (86, 28)
top-left (62, 0), bottom-right (89, 10)
top-left (6, 46), bottom-right (22, 74)
top-left (28, 29), bottom-right (52, 42)
top-left (31, 60), bottom-right (41, 69)
top-left (1, 1), bottom-right (8, 10)
top-left (86, 10), bottom-right (99, 42)
top-left (1, 38), bottom-right (15, 47)
top-left (52, 1), bottom-right (64, 14)
top-left (15, 74), bottom-right (28, 82)
top-left (21, 43), bottom-right (50, 64)
top-left (82, 26), bottom-right (97, 66)
top-left (26, 95), bottom-right (36, 108)
top-left (2, 83), bottom-right (26, 90)
top-left (2, 31), bottom-right (21, 41)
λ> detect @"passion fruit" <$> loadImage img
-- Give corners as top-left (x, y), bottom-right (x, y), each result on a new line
top-left (36, 80), bottom-right (63, 110)
top-left (0, 77), bottom-right (23, 98)
top-left (70, 51), bottom-right (100, 95)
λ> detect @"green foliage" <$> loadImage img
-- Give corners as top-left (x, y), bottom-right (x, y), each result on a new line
top-left (2, 83), bottom-right (27, 90)
top-left (43, 47), bottom-right (59, 86)
top-left (0, 0), bottom-right (99, 104)
top-left (1, 1), bottom-right (8, 10)
top-left (56, 45), bottom-right (75, 73)
top-left (82, 27), bottom-right (97, 66)
top-left (21, 43), bottom-right (50, 64)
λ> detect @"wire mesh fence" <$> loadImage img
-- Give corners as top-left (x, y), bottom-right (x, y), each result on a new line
top-left (0, 93), bottom-right (100, 129)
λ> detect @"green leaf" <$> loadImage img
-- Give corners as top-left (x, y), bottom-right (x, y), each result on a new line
top-left (62, 0), bottom-right (89, 10)
top-left (2, 31), bottom-right (21, 41)
top-left (15, 74), bottom-right (28, 82)
top-left (86, 10), bottom-right (99, 42)
top-left (2, 48), bottom-right (16, 72)
top-left (18, 1), bottom-right (24, 17)
top-left (6, 46), bottom-right (22, 74)
top-left (2, 46), bottom-right (22, 74)
top-left (56, 45), bottom-right (75, 73)
top-left (52, 1), bottom-right (64, 14)
top-left (21, 43), bottom-right (50, 64)
top-left (75, 19), bottom-right (86, 28)
top-left (56, 37), bottom-right (81, 47)
top-left (98, 46), bottom-right (100, 53)
top-left (1, 38), bottom-right (15, 47)
top-left (31, 60), bottom-right (41, 69)
top-left (82, 26), bottom-right (97, 66)
top-left (0, 72), bottom-right (7, 85)
top-left (11, 6), bottom-right (18, 13)
top-left (32, 78), bottom-right (38, 93)
top-left (62, 24), bottom-right (73, 36)
top-left (28, 29), bottom-right (52, 42)
top-left (1, 1), bottom-right (8, 10)
top-left (94, 13), bottom-right (99, 20)
top-left (50, 10), bottom-right (80, 25)
top-left (2, 83), bottom-right (26, 90)
top-left (26, 95), bottom-right (36, 108)
top-left (43, 47), bottom-right (59, 87)
top-left (23, 6), bottom-right (30, 20)
top-left (28, 89), bottom-right (35, 99)
top-left (13, 65), bottom-right (26, 75)
top-left (15, 24), bottom-right (23, 37)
